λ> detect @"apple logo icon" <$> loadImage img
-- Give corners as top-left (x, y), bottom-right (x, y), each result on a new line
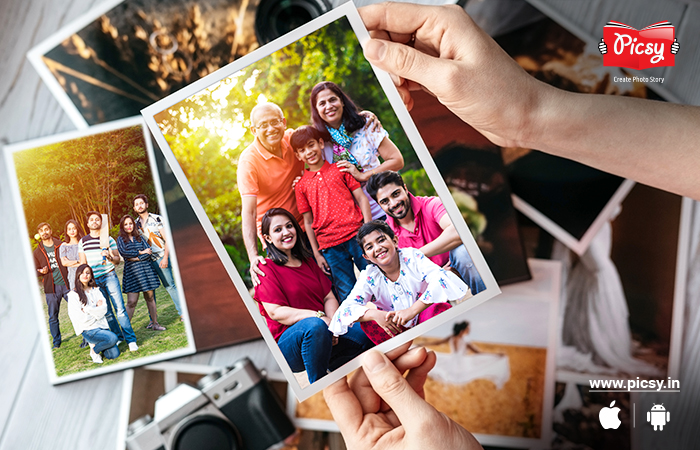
top-left (599, 400), bottom-right (622, 429)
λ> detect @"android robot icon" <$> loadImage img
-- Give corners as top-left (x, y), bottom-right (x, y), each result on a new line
top-left (647, 403), bottom-right (670, 430)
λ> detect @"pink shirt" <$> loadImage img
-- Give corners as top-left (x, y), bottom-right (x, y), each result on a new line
top-left (254, 258), bottom-right (332, 341)
top-left (295, 161), bottom-right (363, 250)
top-left (388, 194), bottom-right (451, 266)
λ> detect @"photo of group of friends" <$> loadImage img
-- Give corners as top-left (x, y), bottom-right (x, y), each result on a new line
top-left (6, 120), bottom-right (193, 380)
top-left (146, 10), bottom-right (495, 395)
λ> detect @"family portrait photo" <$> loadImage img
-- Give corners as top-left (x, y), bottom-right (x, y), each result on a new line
top-left (4, 118), bottom-right (194, 383)
top-left (144, 4), bottom-right (498, 399)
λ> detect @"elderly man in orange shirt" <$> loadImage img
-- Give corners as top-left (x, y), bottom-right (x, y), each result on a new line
top-left (238, 102), bottom-right (304, 286)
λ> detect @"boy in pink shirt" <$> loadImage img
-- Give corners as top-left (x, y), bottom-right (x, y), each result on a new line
top-left (292, 126), bottom-right (372, 301)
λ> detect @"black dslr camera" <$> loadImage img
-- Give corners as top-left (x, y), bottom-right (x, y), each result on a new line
top-left (126, 358), bottom-right (295, 450)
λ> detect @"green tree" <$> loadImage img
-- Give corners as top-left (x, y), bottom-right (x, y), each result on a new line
top-left (14, 125), bottom-right (156, 246)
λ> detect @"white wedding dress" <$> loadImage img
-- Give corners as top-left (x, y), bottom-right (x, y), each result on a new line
top-left (556, 221), bottom-right (662, 376)
top-left (429, 335), bottom-right (511, 389)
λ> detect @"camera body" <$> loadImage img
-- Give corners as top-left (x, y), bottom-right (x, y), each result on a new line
top-left (254, 0), bottom-right (331, 44)
top-left (126, 358), bottom-right (295, 450)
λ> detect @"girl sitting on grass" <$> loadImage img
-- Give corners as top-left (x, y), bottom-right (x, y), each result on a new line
top-left (67, 264), bottom-right (121, 364)
top-left (329, 221), bottom-right (471, 344)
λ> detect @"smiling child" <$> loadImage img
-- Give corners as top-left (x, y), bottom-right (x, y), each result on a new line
top-left (292, 125), bottom-right (373, 302)
top-left (328, 221), bottom-right (471, 344)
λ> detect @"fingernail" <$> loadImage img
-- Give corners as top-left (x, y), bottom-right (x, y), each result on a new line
top-left (389, 73), bottom-right (401, 86)
top-left (365, 39), bottom-right (387, 61)
top-left (363, 350), bottom-right (387, 373)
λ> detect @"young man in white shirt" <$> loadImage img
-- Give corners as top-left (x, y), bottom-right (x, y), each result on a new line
top-left (133, 194), bottom-right (182, 323)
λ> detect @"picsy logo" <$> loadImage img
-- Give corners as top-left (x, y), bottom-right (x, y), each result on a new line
top-left (598, 21), bottom-right (679, 69)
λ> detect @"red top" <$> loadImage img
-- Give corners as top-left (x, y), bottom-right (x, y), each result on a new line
top-left (295, 161), bottom-right (363, 250)
top-left (388, 194), bottom-right (452, 266)
top-left (254, 258), bottom-right (332, 341)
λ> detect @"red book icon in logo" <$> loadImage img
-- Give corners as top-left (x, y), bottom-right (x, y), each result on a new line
top-left (599, 21), bottom-right (678, 69)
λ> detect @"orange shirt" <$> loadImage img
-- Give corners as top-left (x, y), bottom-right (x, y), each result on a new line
top-left (237, 129), bottom-right (304, 241)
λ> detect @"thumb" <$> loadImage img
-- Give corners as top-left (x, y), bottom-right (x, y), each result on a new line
top-left (364, 39), bottom-right (446, 90)
top-left (362, 350), bottom-right (437, 425)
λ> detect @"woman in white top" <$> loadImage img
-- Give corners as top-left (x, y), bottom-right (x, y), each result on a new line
top-left (310, 81), bottom-right (404, 219)
top-left (67, 264), bottom-right (121, 363)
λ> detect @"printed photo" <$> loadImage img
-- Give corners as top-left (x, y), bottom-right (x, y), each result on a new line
top-left (3, 117), bottom-right (195, 384)
top-left (555, 187), bottom-right (689, 382)
top-left (410, 89), bottom-right (531, 285)
top-left (143, 3), bottom-right (498, 400)
top-left (149, 144), bottom-right (261, 351)
top-left (27, 0), bottom-right (262, 128)
top-left (288, 259), bottom-right (559, 449)
top-left (495, 15), bottom-right (645, 255)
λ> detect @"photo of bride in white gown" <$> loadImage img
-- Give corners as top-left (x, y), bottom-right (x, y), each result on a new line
top-left (429, 321), bottom-right (511, 389)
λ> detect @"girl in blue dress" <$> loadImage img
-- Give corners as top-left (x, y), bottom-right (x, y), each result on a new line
top-left (117, 214), bottom-right (165, 330)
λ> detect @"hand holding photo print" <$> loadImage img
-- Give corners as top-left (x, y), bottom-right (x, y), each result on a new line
top-left (142, 2), bottom-right (499, 401)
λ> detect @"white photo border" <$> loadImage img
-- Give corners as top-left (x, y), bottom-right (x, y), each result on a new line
top-left (512, 179), bottom-right (635, 256)
top-left (27, 0), bottom-right (128, 130)
top-left (288, 258), bottom-right (560, 448)
top-left (2, 116), bottom-right (196, 385)
top-left (142, 1), bottom-right (500, 401)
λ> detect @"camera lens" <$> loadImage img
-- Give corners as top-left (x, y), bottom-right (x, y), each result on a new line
top-left (255, 0), bottom-right (332, 44)
top-left (172, 415), bottom-right (241, 450)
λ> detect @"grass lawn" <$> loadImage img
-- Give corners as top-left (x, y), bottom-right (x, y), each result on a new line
top-left (41, 264), bottom-right (189, 377)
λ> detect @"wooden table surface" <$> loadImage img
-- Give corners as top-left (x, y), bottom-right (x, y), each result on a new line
top-left (2, 1), bottom-right (700, 449)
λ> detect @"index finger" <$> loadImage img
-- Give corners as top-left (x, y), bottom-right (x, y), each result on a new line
top-left (359, 2), bottom-right (430, 36)
top-left (252, 261), bottom-right (266, 275)
top-left (250, 269), bottom-right (260, 286)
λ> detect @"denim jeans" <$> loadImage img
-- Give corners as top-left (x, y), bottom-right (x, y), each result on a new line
top-left (45, 284), bottom-right (70, 347)
top-left (321, 237), bottom-right (368, 302)
top-left (95, 270), bottom-right (136, 344)
top-left (449, 244), bottom-right (486, 295)
top-left (152, 255), bottom-right (182, 316)
top-left (277, 317), bottom-right (373, 383)
top-left (82, 328), bottom-right (120, 360)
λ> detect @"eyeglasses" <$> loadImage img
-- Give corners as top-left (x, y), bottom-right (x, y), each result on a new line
top-left (254, 118), bottom-right (283, 130)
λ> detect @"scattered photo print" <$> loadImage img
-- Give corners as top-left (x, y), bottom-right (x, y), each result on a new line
top-left (29, 0), bottom-right (261, 127)
top-left (289, 259), bottom-right (558, 449)
top-left (3, 118), bottom-right (195, 384)
top-left (495, 16), bottom-right (651, 255)
top-left (410, 90), bottom-right (531, 285)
